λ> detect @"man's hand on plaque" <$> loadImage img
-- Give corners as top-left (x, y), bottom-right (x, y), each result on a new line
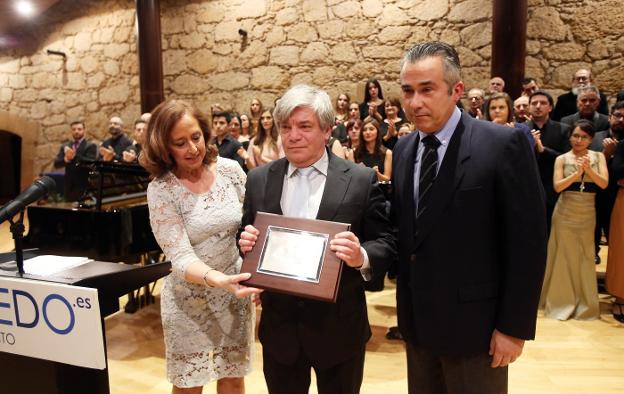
top-left (330, 231), bottom-right (363, 268)
top-left (239, 224), bottom-right (260, 253)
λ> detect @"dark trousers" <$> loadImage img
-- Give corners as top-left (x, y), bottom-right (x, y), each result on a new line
top-left (263, 344), bottom-right (366, 394)
top-left (594, 190), bottom-right (615, 255)
top-left (406, 342), bottom-right (507, 394)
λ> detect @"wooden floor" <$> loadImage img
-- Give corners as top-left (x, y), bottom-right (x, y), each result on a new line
top-left (2, 220), bottom-right (624, 393)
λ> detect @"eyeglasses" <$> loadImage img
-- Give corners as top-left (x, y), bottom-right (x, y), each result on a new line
top-left (611, 113), bottom-right (624, 120)
top-left (570, 134), bottom-right (590, 141)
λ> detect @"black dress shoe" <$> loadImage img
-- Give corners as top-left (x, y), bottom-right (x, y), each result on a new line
top-left (386, 326), bottom-right (404, 340)
top-left (613, 303), bottom-right (624, 323)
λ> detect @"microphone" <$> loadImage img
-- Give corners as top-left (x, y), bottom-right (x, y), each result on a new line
top-left (0, 176), bottom-right (56, 224)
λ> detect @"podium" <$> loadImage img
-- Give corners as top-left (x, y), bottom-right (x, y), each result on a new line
top-left (0, 252), bottom-right (171, 394)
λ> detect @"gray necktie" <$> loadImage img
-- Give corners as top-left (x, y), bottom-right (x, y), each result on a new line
top-left (290, 167), bottom-right (315, 218)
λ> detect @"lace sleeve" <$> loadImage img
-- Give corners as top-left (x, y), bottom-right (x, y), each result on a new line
top-left (147, 177), bottom-right (203, 279)
top-left (232, 161), bottom-right (247, 203)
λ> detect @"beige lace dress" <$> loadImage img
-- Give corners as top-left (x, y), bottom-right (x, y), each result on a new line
top-left (147, 158), bottom-right (254, 387)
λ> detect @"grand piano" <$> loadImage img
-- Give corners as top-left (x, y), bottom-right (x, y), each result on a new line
top-left (23, 160), bottom-right (162, 312)
top-left (24, 161), bottom-right (159, 263)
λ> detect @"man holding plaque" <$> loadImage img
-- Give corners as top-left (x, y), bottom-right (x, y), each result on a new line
top-left (239, 84), bottom-right (395, 394)
top-left (392, 41), bottom-right (547, 393)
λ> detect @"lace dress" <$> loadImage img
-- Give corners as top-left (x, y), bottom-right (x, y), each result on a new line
top-left (147, 158), bottom-right (254, 387)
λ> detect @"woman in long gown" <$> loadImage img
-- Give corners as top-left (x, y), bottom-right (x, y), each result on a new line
top-left (540, 120), bottom-right (608, 320)
top-left (141, 99), bottom-right (261, 393)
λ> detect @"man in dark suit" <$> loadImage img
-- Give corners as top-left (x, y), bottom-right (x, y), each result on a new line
top-left (121, 119), bottom-right (147, 163)
top-left (560, 85), bottom-right (610, 131)
top-left (392, 42), bottom-right (547, 393)
top-left (591, 101), bottom-right (624, 263)
top-left (53, 120), bottom-right (97, 200)
top-left (239, 84), bottom-right (395, 394)
top-left (552, 68), bottom-right (609, 121)
top-left (99, 116), bottom-right (132, 162)
top-left (526, 90), bottom-right (570, 233)
top-left (53, 120), bottom-right (97, 168)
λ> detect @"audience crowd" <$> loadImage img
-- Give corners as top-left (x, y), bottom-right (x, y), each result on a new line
top-left (54, 67), bottom-right (624, 329)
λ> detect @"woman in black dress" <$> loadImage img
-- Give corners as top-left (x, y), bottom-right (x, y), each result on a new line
top-left (355, 117), bottom-right (392, 182)
top-left (359, 79), bottom-right (385, 122)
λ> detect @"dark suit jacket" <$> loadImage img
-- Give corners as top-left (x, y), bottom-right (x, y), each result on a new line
top-left (561, 111), bottom-right (610, 132)
top-left (552, 91), bottom-right (609, 121)
top-left (391, 113), bottom-right (547, 356)
top-left (53, 139), bottom-right (97, 200)
top-left (101, 134), bottom-right (133, 161)
top-left (53, 139), bottom-right (97, 168)
top-left (526, 118), bottom-right (570, 209)
top-left (241, 151), bottom-right (395, 368)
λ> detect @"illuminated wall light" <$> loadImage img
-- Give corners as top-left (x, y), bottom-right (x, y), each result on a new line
top-left (15, 0), bottom-right (36, 17)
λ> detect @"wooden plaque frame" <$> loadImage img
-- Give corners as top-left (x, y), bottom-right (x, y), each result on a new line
top-left (240, 212), bottom-right (349, 302)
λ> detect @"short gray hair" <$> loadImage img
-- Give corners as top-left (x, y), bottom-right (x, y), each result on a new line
top-left (577, 85), bottom-right (600, 97)
top-left (400, 41), bottom-right (462, 93)
top-left (468, 87), bottom-right (485, 97)
top-left (273, 84), bottom-right (335, 131)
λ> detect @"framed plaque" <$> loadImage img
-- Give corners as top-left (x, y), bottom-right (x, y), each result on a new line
top-left (240, 212), bottom-right (350, 302)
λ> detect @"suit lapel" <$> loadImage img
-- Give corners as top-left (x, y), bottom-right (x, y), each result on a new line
top-left (264, 159), bottom-right (288, 215)
top-left (414, 113), bottom-right (472, 247)
top-left (316, 153), bottom-right (351, 221)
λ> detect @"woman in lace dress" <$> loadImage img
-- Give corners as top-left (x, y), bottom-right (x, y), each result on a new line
top-left (140, 99), bottom-right (261, 394)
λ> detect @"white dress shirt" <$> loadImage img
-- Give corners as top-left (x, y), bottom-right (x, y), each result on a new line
top-left (280, 150), bottom-right (371, 276)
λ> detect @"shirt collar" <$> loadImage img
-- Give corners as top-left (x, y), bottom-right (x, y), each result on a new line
top-left (287, 149), bottom-right (329, 178)
top-left (417, 106), bottom-right (461, 144)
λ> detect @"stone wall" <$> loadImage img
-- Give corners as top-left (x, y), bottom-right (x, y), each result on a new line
top-left (0, 0), bottom-right (139, 173)
top-left (0, 0), bottom-right (623, 174)
top-left (526, 0), bottom-right (624, 100)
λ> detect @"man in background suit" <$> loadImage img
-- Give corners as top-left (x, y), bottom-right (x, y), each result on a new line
top-left (99, 116), bottom-right (132, 162)
top-left (53, 120), bottom-right (97, 169)
top-left (552, 68), bottom-right (608, 121)
top-left (591, 101), bottom-right (624, 263)
top-left (53, 120), bottom-right (97, 200)
top-left (560, 85), bottom-right (610, 132)
top-left (121, 119), bottom-right (147, 163)
top-left (392, 41), bottom-right (547, 393)
top-left (239, 84), bottom-right (395, 394)
top-left (526, 90), bottom-right (570, 233)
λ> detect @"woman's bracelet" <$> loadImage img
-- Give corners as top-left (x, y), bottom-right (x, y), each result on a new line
top-left (203, 268), bottom-right (215, 288)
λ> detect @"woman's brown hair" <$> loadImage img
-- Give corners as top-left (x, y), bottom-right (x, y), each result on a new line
top-left (253, 108), bottom-right (279, 152)
top-left (140, 99), bottom-right (217, 178)
top-left (484, 92), bottom-right (514, 123)
top-left (355, 116), bottom-right (386, 162)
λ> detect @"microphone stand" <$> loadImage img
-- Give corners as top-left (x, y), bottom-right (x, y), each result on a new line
top-left (8, 210), bottom-right (26, 276)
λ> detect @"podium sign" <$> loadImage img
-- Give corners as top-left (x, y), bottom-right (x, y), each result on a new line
top-left (0, 276), bottom-right (105, 369)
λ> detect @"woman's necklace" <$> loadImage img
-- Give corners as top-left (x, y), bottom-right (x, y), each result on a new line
top-left (572, 151), bottom-right (588, 192)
